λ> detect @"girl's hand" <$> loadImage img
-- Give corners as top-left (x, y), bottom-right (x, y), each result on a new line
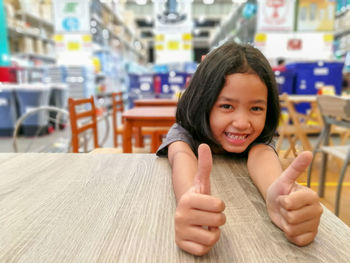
top-left (175, 144), bottom-right (226, 256)
top-left (266, 151), bottom-right (323, 246)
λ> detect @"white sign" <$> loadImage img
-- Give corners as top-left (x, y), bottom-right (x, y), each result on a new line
top-left (53, 0), bottom-right (90, 32)
top-left (257, 0), bottom-right (296, 32)
top-left (255, 32), bottom-right (334, 61)
top-left (154, 0), bottom-right (193, 63)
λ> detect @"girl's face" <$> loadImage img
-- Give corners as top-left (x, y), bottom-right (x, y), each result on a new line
top-left (209, 73), bottom-right (267, 153)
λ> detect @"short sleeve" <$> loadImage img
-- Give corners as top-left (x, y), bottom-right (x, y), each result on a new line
top-left (156, 123), bottom-right (198, 156)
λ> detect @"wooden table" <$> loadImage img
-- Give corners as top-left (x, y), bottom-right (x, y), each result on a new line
top-left (133, 98), bottom-right (178, 107)
top-left (1, 153), bottom-right (350, 262)
top-left (277, 94), bottom-right (322, 157)
top-left (122, 106), bottom-right (176, 153)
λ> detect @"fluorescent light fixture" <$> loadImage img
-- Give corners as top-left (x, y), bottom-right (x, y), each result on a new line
top-left (203, 0), bottom-right (215, 5)
top-left (136, 0), bottom-right (147, 5)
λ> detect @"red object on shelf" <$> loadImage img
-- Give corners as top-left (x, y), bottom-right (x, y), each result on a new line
top-left (0, 66), bottom-right (18, 83)
top-left (154, 76), bottom-right (161, 97)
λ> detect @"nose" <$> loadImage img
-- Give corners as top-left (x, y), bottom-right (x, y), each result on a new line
top-left (231, 111), bottom-right (251, 130)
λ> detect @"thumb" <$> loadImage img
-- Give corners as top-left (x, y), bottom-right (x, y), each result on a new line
top-left (279, 151), bottom-right (313, 192)
top-left (194, 144), bottom-right (213, 195)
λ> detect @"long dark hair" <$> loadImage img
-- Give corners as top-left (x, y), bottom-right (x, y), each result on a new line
top-left (176, 41), bottom-right (280, 149)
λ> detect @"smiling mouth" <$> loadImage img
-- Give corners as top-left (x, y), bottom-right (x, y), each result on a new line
top-left (225, 132), bottom-right (248, 139)
top-left (224, 132), bottom-right (249, 145)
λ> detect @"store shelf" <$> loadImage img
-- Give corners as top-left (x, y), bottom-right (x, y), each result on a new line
top-left (13, 53), bottom-right (56, 63)
top-left (15, 10), bottom-right (53, 29)
top-left (99, 1), bottom-right (147, 63)
top-left (335, 6), bottom-right (350, 18)
top-left (334, 29), bottom-right (350, 39)
top-left (210, 4), bottom-right (253, 47)
top-left (7, 27), bottom-right (54, 44)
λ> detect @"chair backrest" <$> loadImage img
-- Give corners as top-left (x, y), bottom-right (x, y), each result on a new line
top-left (112, 91), bottom-right (124, 114)
top-left (68, 96), bottom-right (99, 153)
top-left (111, 92), bottom-right (124, 147)
top-left (317, 95), bottom-right (350, 124)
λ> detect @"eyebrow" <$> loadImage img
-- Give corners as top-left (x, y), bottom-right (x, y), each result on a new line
top-left (217, 96), bottom-right (267, 105)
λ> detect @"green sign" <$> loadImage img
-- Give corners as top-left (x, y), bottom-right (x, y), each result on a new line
top-left (0, 0), bottom-right (10, 66)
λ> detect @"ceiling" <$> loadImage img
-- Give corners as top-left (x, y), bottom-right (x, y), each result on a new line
top-left (123, 0), bottom-right (243, 48)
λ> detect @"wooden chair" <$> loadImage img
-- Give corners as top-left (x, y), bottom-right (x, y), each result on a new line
top-left (112, 92), bottom-right (124, 147)
top-left (68, 96), bottom-right (99, 153)
top-left (111, 92), bottom-right (170, 152)
top-left (307, 95), bottom-right (350, 216)
top-left (276, 93), bottom-right (322, 158)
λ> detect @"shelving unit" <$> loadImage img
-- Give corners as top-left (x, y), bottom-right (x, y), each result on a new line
top-left (334, 7), bottom-right (350, 59)
top-left (92, 1), bottom-right (147, 64)
top-left (210, 3), bottom-right (256, 48)
top-left (6, 8), bottom-right (56, 66)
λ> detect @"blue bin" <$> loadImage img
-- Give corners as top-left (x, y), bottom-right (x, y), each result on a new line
top-left (0, 84), bottom-right (18, 136)
top-left (16, 83), bottom-right (51, 136)
top-left (286, 62), bottom-right (344, 95)
top-left (127, 73), bottom-right (155, 107)
top-left (275, 70), bottom-right (295, 94)
top-left (286, 62), bottom-right (344, 114)
top-left (156, 72), bottom-right (188, 96)
top-left (49, 83), bottom-right (69, 126)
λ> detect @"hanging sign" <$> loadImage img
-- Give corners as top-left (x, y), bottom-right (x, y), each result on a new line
top-left (257, 0), bottom-right (296, 32)
top-left (53, 0), bottom-right (90, 32)
top-left (153, 0), bottom-right (193, 64)
top-left (297, 0), bottom-right (335, 31)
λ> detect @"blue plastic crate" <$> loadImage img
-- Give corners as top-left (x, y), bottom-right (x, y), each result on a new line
top-left (0, 84), bottom-right (18, 136)
top-left (275, 70), bottom-right (295, 94)
top-left (286, 62), bottom-right (344, 95)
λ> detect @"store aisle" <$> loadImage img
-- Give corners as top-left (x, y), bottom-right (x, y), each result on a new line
top-left (0, 114), bottom-right (115, 153)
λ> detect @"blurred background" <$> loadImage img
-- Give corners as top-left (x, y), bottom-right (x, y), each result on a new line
top-left (0, 0), bottom-right (350, 147)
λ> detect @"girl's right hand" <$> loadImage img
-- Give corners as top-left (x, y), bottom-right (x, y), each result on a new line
top-left (174, 144), bottom-right (226, 256)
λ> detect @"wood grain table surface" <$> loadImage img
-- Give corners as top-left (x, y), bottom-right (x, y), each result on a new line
top-left (0, 153), bottom-right (350, 263)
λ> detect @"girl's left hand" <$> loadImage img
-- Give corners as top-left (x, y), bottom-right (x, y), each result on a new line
top-left (266, 151), bottom-right (323, 246)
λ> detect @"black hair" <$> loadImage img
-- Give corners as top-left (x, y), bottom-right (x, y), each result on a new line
top-left (277, 58), bottom-right (285, 66)
top-left (176, 41), bottom-right (280, 150)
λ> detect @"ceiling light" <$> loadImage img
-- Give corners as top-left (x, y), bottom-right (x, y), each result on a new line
top-left (136, 0), bottom-right (147, 5)
top-left (203, 0), bottom-right (215, 5)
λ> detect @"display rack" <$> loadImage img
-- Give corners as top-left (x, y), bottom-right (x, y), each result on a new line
top-left (6, 8), bottom-right (56, 65)
top-left (210, 3), bottom-right (255, 48)
top-left (334, 6), bottom-right (350, 58)
top-left (96, 1), bottom-right (147, 64)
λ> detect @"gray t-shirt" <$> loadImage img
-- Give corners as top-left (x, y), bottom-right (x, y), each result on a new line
top-left (156, 123), bottom-right (275, 157)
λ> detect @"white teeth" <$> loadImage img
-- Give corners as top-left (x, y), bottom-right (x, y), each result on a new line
top-left (225, 133), bottom-right (247, 140)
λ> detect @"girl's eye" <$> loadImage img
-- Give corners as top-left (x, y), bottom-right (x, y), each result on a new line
top-left (251, 106), bottom-right (264, 112)
top-left (220, 104), bottom-right (233, 110)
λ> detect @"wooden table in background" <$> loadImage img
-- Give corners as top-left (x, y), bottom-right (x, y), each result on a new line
top-left (1, 153), bottom-right (350, 262)
top-left (122, 106), bottom-right (176, 153)
top-left (277, 94), bottom-right (322, 157)
top-left (133, 98), bottom-right (178, 107)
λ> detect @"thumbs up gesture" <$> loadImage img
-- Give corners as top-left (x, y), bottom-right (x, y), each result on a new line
top-left (174, 144), bottom-right (226, 256)
top-left (266, 151), bottom-right (323, 246)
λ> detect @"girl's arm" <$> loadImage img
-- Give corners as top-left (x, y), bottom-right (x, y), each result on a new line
top-left (247, 144), bottom-right (282, 199)
top-left (168, 142), bottom-right (226, 256)
top-left (168, 141), bottom-right (198, 201)
top-left (247, 143), bottom-right (323, 246)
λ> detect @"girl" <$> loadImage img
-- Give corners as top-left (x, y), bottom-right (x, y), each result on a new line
top-left (156, 41), bottom-right (323, 256)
